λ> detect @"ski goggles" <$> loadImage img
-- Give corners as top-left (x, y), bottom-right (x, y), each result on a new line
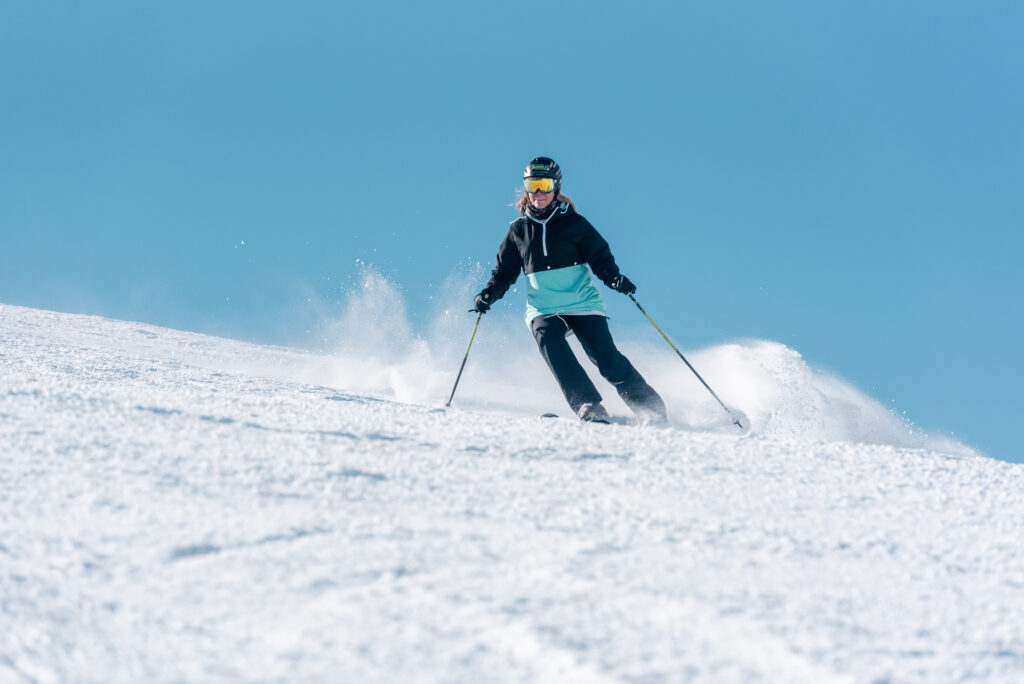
top-left (523, 177), bottom-right (557, 194)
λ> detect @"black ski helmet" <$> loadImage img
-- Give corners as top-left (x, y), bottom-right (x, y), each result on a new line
top-left (523, 157), bottom-right (562, 195)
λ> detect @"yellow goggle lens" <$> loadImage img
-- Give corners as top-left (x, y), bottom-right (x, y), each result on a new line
top-left (524, 177), bottom-right (556, 193)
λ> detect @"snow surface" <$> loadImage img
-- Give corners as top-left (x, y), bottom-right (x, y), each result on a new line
top-left (2, 299), bottom-right (1022, 683)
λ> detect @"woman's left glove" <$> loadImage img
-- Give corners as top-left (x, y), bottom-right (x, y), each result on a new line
top-left (610, 275), bottom-right (636, 295)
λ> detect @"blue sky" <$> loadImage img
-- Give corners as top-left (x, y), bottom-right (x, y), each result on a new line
top-left (2, 2), bottom-right (1021, 462)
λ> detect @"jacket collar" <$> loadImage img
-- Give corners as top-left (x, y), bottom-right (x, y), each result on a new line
top-left (523, 201), bottom-right (570, 223)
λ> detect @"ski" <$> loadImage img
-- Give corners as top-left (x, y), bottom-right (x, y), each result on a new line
top-left (539, 412), bottom-right (610, 424)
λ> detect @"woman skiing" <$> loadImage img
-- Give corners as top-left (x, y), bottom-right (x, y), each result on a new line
top-left (473, 157), bottom-right (667, 423)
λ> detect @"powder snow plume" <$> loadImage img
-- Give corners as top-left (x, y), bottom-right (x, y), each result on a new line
top-left (311, 267), bottom-right (977, 457)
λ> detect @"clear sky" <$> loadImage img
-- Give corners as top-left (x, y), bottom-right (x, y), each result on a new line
top-left (2, 2), bottom-right (1021, 462)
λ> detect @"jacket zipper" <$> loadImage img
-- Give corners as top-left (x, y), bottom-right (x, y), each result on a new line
top-left (530, 202), bottom-right (563, 258)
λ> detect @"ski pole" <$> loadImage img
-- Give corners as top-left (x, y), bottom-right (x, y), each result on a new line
top-left (628, 294), bottom-right (744, 430)
top-left (445, 312), bottom-right (483, 408)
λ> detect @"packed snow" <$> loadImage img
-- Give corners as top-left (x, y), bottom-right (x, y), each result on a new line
top-left (2, 291), bottom-right (1022, 683)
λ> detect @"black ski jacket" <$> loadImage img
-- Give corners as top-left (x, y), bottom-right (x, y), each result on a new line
top-left (484, 201), bottom-right (623, 323)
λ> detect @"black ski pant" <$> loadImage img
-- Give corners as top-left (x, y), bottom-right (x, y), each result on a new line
top-left (531, 314), bottom-right (666, 417)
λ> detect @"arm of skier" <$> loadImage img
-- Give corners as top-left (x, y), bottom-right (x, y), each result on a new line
top-left (580, 219), bottom-right (636, 294)
top-left (474, 230), bottom-right (522, 312)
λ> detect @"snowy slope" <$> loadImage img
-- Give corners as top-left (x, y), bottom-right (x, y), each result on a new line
top-left (2, 302), bottom-right (1022, 683)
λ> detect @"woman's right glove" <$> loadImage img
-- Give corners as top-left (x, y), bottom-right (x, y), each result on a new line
top-left (473, 289), bottom-right (495, 313)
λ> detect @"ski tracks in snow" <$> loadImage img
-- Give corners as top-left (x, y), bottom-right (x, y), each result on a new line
top-left (2, 303), bottom-right (1023, 683)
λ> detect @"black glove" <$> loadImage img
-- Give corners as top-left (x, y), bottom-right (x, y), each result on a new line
top-left (473, 289), bottom-right (495, 313)
top-left (609, 274), bottom-right (636, 295)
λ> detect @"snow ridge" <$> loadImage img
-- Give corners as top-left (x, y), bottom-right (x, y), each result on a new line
top-left (2, 302), bottom-right (1021, 683)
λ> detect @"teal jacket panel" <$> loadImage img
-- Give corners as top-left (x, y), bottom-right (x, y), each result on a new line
top-left (525, 264), bottom-right (606, 324)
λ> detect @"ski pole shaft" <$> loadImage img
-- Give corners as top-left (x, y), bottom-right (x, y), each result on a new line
top-left (445, 313), bottom-right (483, 407)
top-left (629, 294), bottom-right (744, 430)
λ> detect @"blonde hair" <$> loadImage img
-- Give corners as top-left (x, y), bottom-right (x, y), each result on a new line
top-left (515, 192), bottom-right (577, 214)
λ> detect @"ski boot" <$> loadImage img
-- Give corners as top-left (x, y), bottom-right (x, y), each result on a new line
top-left (577, 402), bottom-right (610, 424)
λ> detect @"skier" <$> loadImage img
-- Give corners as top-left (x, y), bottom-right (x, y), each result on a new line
top-left (473, 157), bottom-right (667, 423)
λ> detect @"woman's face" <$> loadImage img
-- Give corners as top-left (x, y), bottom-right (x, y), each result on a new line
top-left (528, 190), bottom-right (554, 210)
